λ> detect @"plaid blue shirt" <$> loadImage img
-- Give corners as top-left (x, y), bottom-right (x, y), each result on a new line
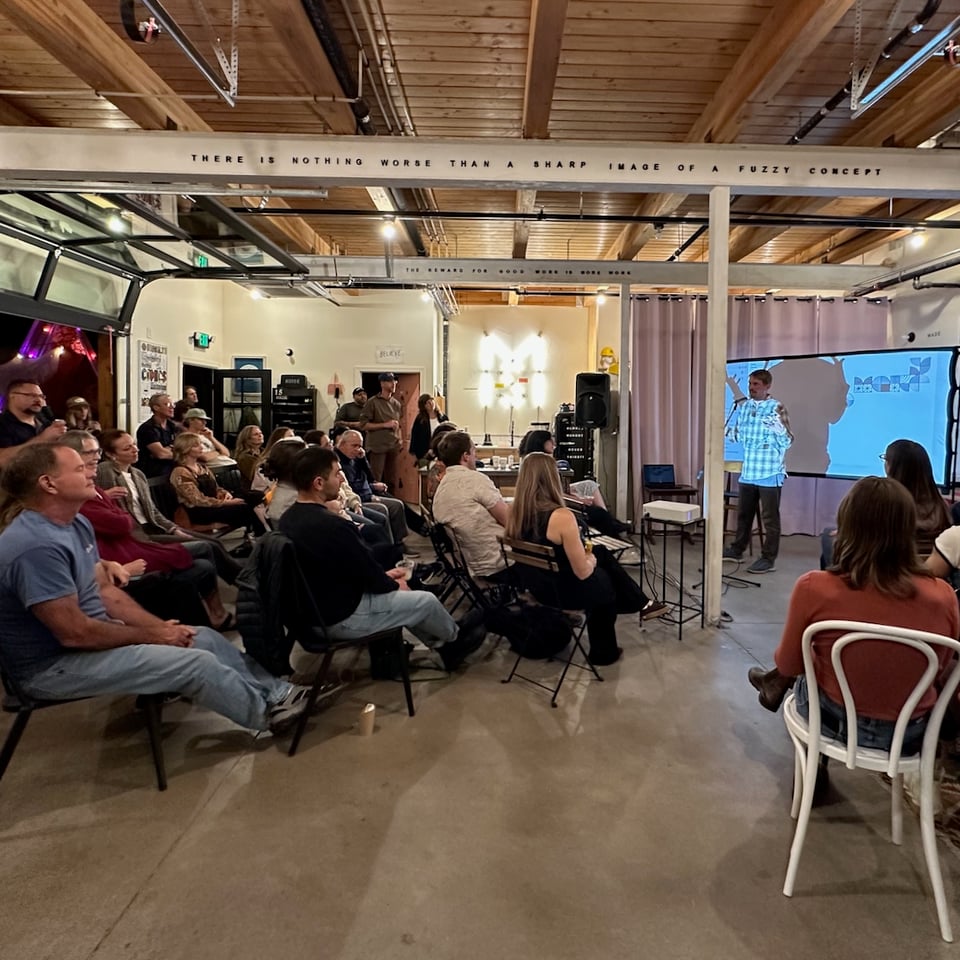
top-left (730, 396), bottom-right (791, 484)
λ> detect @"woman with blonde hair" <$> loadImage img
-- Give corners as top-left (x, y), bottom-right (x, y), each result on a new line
top-left (64, 396), bottom-right (101, 434)
top-left (233, 424), bottom-right (264, 490)
top-left (170, 432), bottom-right (265, 535)
top-left (505, 452), bottom-right (666, 665)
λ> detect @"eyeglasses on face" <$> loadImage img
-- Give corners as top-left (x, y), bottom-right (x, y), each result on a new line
top-left (81, 448), bottom-right (102, 460)
top-left (11, 391), bottom-right (45, 399)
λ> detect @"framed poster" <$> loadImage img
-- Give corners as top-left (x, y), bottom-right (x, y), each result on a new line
top-left (232, 356), bottom-right (265, 398)
top-left (138, 340), bottom-right (168, 422)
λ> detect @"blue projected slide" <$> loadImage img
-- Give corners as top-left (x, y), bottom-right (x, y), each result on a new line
top-left (724, 349), bottom-right (955, 483)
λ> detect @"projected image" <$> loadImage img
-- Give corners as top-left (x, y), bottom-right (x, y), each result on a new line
top-left (724, 349), bottom-right (955, 483)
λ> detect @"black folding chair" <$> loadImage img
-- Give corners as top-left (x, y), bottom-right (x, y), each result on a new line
top-left (0, 649), bottom-right (168, 791)
top-left (256, 532), bottom-right (416, 757)
top-left (498, 537), bottom-right (602, 707)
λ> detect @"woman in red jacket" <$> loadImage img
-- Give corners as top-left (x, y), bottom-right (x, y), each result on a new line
top-left (61, 431), bottom-right (234, 631)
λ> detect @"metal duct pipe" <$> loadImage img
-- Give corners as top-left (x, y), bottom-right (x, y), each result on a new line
top-left (849, 246), bottom-right (960, 295)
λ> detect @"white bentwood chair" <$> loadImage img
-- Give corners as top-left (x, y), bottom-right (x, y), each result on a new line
top-left (781, 620), bottom-right (960, 942)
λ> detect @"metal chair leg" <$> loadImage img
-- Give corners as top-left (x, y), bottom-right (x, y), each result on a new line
top-left (0, 709), bottom-right (31, 782)
top-left (288, 649), bottom-right (335, 758)
top-left (141, 696), bottom-right (168, 792)
top-left (395, 632), bottom-right (416, 717)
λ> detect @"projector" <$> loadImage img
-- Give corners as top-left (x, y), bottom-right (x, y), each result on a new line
top-left (643, 500), bottom-right (701, 524)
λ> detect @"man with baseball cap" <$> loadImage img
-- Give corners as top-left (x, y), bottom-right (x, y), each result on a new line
top-left (334, 387), bottom-right (368, 432)
top-left (360, 374), bottom-right (403, 486)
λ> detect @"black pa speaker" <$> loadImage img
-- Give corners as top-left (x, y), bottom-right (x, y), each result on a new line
top-left (575, 372), bottom-right (610, 429)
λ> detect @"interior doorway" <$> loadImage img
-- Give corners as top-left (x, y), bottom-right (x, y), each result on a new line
top-left (181, 363), bottom-right (216, 413)
top-left (359, 369), bottom-right (421, 505)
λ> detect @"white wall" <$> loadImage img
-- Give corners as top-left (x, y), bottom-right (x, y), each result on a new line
top-left (120, 278), bottom-right (226, 430)
top-left (220, 286), bottom-right (439, 430)
top-left (447, 304), bottom-right (590, 444)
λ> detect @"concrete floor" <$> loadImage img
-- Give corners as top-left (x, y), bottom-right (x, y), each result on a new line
top-left (1, 533), bottom-right (957, 959)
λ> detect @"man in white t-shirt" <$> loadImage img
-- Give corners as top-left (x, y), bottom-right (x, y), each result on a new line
top-left (431, 431), bottom-right (509, 579)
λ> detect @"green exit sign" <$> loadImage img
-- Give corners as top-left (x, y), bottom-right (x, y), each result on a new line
top-left (196, 254), bottom-right (209, 268)
top-left (193, 331), bottom-right (212, 348)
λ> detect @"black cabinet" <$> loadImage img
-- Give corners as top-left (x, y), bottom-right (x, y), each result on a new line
top-left (273, 384), bottom-right (316, 436)
top-left (554, 408), bottom-right (595, 482)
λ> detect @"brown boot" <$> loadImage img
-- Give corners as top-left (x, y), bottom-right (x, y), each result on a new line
top-left (747, 666), bottom-right (793, 713)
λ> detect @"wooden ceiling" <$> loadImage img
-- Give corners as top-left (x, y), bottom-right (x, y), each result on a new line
top-left (1, 0), bottom-right (959, 277)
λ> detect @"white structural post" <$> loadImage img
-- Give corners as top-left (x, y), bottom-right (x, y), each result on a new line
top-left (704, 186), bottom-right (730, 625)
top-left (617, 281), bottom-right (631, 522)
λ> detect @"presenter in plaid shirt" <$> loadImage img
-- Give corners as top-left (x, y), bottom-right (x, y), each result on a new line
top-left (723, 369), bottom-right (793, 574)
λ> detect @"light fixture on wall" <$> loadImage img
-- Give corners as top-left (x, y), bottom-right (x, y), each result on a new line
top-left (381, 218), bottom-right (398, 240)
top-left (249, 288), bottom-right (263, 300)
top-left (908, 227), bottom-right (927, 250)
top-left (420, 288), bottom-right (432, 302)
top-left (106, 214), bottom-right (127, 235)
top-left (595, 288), bottom-right (607, 306)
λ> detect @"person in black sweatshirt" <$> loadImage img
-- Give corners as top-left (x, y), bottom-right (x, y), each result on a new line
top-left (278, 446), bottom-right (484, 671)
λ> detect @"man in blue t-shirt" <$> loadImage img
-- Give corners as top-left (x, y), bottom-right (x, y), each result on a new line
top-left (723, 368), bottom-right (793, 574)
top-left (0, 444), bottom-right (309, 735)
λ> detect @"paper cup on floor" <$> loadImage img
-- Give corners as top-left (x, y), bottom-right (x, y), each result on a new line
top-left (358, 702), bottom-right (376, 736)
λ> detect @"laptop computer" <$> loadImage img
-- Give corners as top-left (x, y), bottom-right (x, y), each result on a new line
top-left (643, 464), bottom-right (677, 488)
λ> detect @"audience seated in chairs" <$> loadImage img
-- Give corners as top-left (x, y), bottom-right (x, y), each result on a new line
top-left (169, 433), bottom-right (266, 536)
top-left (505, 453), bottom-right (667, 666)
top-left (749, 476), bottom-right (959, 797)
top-left (180, 408), bottom-right (237, 470)
top-left (260, 436), bottom-right (307, 526)
top-left (432, 430), bottom-right (511, 581)
top-left (820, 439), bottom-right (951, 568)
top-left (519, 428), bottom-right (630, 538)
top-left (233, 425), bottom-right (265, 492)
top-left (277, 446), bottom-right (484, 671)
top-left (59, 431), bottom-right (235, 631)
top-left (97, 429), bottom-right (241, 585)
top-left (336, 429), bottom-right (410, 545)
top-left (0, 443), bottom-right (310, 738)
top-left (250, 427), bottom-right (296, 493)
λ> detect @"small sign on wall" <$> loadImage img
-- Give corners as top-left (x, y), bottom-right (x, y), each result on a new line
top-left (375, 345), bottom-right (404, 364)
top-left (138, 340), bottom-right (168, 423)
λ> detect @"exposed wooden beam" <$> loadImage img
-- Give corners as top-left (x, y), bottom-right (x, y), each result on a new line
top-left (522, 0), bottom-right (568, 139)
top-left (606, 0), bottom-right (855, 260)
top-left (253, 0), bottom-right (357, 135)
top-left (514, 0), bottom-right (568, 259)
top-left (512, 189), bottom-right (538, 259)
top-left (0, 0), bottom-right (208, 131)
top-left (0, 97), bottom-right (39, 126)
top-left (2, 0), bottom-right (330, 255)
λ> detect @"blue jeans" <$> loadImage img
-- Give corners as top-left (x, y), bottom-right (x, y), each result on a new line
top-left (21, 628), bottom-right (291, 732)
top-left (795, 675), bottom-right (927, 756)
top-left (327, 591), bottom-right (458, 648)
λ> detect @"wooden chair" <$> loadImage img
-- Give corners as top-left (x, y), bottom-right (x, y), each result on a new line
top-left (498, 537), bottom-right (602, 707)
top-left (0, 650), bottom-right (168, 791)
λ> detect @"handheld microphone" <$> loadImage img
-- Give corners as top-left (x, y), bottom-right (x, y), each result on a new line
top-left (40, 404), bottom-right (56, 422)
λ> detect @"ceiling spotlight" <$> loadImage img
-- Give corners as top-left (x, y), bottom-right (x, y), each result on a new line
top-left (420, 289), bottom-right (432, 302)
top-left (249, 288), bottom-right (263, 300)
top-left (381, 219), bottom-right (398, 240)
top-left (908, 228), bottom-right (927, 250)
top-left (106, 214), bottom-right (126, 234)
top-left (596, 292), bottom-right (607, 306)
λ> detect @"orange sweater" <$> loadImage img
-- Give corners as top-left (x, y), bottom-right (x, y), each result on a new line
top-left (774, 571), bottom-right (959, 721)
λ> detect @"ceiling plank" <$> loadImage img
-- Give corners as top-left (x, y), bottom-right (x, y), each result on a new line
top-left (514, 0), bottom-right (569, 259)
top-left (605, 0), bottom-right (856, 260)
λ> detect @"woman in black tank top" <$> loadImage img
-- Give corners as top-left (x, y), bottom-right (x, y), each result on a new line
top-left (506, 454), bottom-right (665, 665)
